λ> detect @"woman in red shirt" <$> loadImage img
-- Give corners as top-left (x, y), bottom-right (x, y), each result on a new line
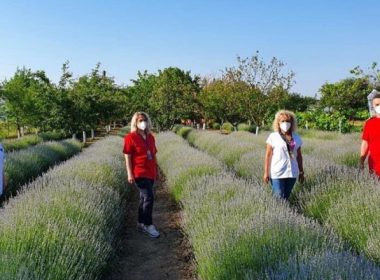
top-left (123, 112), bottom-right (160, 238)
top-left (361, 93), bottom-right (380, 177)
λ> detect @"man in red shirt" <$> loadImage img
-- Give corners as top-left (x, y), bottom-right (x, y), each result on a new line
top-left (360, 93), bottom-right (380, 177)
top-left (123, 112), bottom-right (160, 238)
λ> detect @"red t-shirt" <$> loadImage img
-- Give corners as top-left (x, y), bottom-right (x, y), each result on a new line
top-left (123, 131), bottom-right (157, 180)
top-left (362, 117), bottom-right (380, 176)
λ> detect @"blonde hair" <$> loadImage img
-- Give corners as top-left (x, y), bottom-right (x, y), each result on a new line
top-left (130, 112), bottom-right (153, 133)
top-left (272, 110), bottom-right (297, 132)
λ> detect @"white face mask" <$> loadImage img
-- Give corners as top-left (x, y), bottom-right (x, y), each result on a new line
top-left (280, 122), bottom-right (291, 132)
top-left (375, 105), bottom-right (380, 115)
top-left (137, 121), bottom-right (147, 130)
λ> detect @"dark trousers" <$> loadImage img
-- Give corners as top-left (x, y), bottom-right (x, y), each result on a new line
top-left (135, 177), bottom-right (155, 226)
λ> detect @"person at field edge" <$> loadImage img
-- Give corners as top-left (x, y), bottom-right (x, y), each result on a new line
top-left (360, 93), bottom-right (380, 178)
top-left (123, 112), bottom-right (160, 238)
top-left (263, 110), bottom-right (304, 200)
top-left (0, 143), bottom-right (5, 197)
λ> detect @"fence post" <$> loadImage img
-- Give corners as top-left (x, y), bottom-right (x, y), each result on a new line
top-left (91, 129), bottom-right (95, 140)
top-left (256, 126), bottom-right (259, 135)
top-left (339, 119), bottom-right (342, 134)
top-left (82, 131), bottom-right (86, 143)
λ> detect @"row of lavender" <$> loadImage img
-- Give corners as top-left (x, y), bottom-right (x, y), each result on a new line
top-left (179, 128), bottom-right (380, 265)
top-left (156, 131), bottom-right (379, 279)
top-left (0, 136), bottom-right (127, 279)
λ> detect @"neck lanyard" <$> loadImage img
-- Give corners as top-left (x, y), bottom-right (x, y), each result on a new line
top-left (139, 133), bottom-right (153, 160)
top-left (280, 132), bottom-right (294, 158)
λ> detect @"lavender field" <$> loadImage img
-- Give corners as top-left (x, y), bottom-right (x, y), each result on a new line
top-left (163, 128), bottom-right (380, 279)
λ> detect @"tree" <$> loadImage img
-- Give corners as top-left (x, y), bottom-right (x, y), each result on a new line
top-left (350, 62), bottom-right (380, 88)
top-left (69, 63), bottom-right (123, 133)
top-left (149, 67), bottom-right (201, 130)
top-left (199, 79), bottom-right (239, 124)
top-left (282, 93), bottom-right (317, 112)
top-left (124, 71), bottom-right (157, 120)
top-left (1, 67), bottom-right (54, 136)
top-left (319, 78), bottom-right (370, 119)
top-left (223, 51), bottom-right (295, 94)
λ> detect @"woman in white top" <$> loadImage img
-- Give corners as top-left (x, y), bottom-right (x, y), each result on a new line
top-left (263, 110), bottom-right (304, 199)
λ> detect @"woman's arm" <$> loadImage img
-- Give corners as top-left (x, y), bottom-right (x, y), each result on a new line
top-left (124, 154), bottom-right (135, 184)
top-left (296, 147), bottom-right (304, 183)
top-left (360, 140), bottom-right (369, 169)
top-left (263, 144), bottom-right (272, 184)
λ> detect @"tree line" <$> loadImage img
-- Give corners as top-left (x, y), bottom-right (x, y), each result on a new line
top-left (0, 54), bottom-right (378, 136)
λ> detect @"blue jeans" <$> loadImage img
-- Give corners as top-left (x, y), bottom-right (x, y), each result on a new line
top-left (270, 178), bottom-right (297, 200)
top-left (135, 177), bottom-right (155, 225)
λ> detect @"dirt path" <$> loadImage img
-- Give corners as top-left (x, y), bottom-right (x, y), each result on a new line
top-left (104, 175), bottom-right (196, 280)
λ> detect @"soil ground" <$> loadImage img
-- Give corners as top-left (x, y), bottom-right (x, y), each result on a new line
top-left (104, 174), bottom-right (197, 280)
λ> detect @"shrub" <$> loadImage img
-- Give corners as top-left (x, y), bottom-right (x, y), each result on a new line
top-left (212, 122), bottom-right (220, 130)
top-left (38, 130), bottom-right (67, 141)
top-left (118, 126), bottom-right (130, 137)
top-left (171, 124), bottom-right (184, 133)
top-left (221, 122), bottom-right (234, 133)
top-left (237, 123), bottom-right (252, 132)
top-left (177, 127), bottom-right (193, 139)
top-left (2, 135), bottom-right (42, 152)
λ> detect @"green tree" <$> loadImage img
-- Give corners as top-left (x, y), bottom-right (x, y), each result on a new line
top-left (69, 63), bottom-right (123, 134)
top-left (350, 62), bottom-right (380, 88)
top-left (282, 93), bottom-right (317, 112)
top-left (223, 51), bottom-right (295, 94)
top-left (124, 71), bottom-right (157, 120)
top-left (149, 67), bottom-right (200, 130)
top-left (1, 67), bottom-right (54, 136)
top-left (199, 79), bottom-right (240, 124)
top-left (319, 78), bottom-right (370, 119)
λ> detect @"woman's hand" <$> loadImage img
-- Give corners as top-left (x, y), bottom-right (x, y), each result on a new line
top-left (128, 175), bottom-right (135, 184)
top-left (298, 172), bottom-right (305, 184)
top-left (263, 173), bottom-right (270, 184)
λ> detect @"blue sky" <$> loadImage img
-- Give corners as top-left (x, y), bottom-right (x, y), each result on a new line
top-left (0, 0), bottom-right (379, 96)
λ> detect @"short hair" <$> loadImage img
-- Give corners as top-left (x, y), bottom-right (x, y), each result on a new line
top-left (130, 112), bottom-right (153, 133)
top-left (272, 110), bottom-right (297, 132)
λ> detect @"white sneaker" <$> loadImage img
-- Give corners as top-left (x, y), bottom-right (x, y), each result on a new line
top-left (136, 223), bottom-right (144, 232)
top-left (143, 224), bottom-right (160, 238)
